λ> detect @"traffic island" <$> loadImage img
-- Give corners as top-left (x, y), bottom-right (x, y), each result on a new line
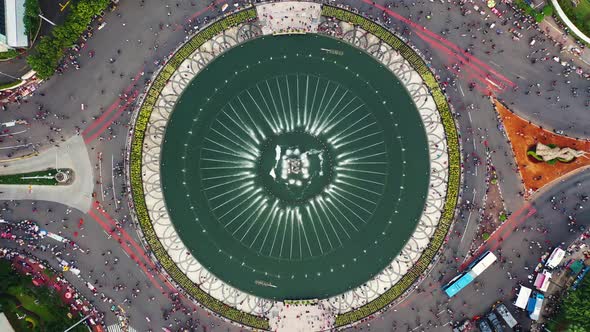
top-left (493, 99), bottom-right (590, 197)
top-left (129, 3), bottom-right (460, 330)
top-left (0, 168), bottom-right (73, 186)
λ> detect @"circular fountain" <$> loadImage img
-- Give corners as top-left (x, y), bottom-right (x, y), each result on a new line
top-left (160, 35), bottom-right (429, 299)
top-left (131, 4), bottom-right (458, 329)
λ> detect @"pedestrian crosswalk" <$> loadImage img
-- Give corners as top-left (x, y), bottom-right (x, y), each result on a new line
top-left (106, 324), bottom-right (137, 332)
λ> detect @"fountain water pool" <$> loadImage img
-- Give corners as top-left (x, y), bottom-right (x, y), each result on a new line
top-left (160, 35), bottom-right (430, 300)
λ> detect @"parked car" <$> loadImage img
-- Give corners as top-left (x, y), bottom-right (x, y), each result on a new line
top-left (478, 319), bottom-right (493, 332)
top-left (486, 311), bottom-right (504, 332)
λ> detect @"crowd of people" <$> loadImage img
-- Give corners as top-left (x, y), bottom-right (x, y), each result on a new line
top-left (0, 0), bottom-right (589, 331)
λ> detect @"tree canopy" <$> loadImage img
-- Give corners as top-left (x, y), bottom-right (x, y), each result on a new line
top-left (27, 0), bottom-right (110, 79)
top-left (560, 276), bottom-right (590, 331)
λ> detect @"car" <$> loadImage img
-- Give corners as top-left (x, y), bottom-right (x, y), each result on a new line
top-left (453, 319), bottom-right (474, 332)
top-left (478, 319), bottom-right (493, 332)
top-left (486, 311), bottom-right (504, 332)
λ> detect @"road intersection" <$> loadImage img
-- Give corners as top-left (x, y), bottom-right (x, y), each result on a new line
top-left (1, 0), bottom-right (589, 331)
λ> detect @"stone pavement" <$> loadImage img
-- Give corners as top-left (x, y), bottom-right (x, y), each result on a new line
top-left (0, 135), bottom-right (93, 212)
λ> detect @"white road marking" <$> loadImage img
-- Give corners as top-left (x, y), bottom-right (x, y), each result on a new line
top-left (443, 321), bottom-right (452, 327)
top-left (111, 154), bottom-right (118, 209)
top-left (460, 189), bottom-right (477, 244)
top-left (0, 129), bottom-right (27, 137)
top-left (0, 143), bottom-right (34, 150)
top-left (460, 211), bottom-right (473, 244)
top-left (98, 153), bottom-right (105, 202)
top-left (489, 60), bottom-right (502, 68)
top-left (121, 247), bottom-right (130, 258)
top-left (468, 111), bottom-right (472, 123)
top-left (485, 77), bottom-right (502, 89)
top-left (436, 308), bottom-right (446, 315)
top-left (458, 84), bottom-right (465, 97)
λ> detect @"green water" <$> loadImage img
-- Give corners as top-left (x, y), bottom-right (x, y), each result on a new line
top-left (160, 34), bottom-right (430, 300)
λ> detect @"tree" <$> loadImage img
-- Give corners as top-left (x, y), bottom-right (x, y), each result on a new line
top-left (27, 0), bottom-right (111, 79)
top-left (23, 0), bottom-right (40, 36)
top-left (542, 4), bottom-right (554, 17)
top-left (566, 324), bottom-right (586, 332)
top-left (561, 277), bottom-right (590, 330)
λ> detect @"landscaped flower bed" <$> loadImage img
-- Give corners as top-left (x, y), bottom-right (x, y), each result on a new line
top-left (0, 169), bottom-right (62, 185)
top-left (494, 99), bottom-right (590, 194)
top-left (129, 8), bottom-right (269, 330)
top-left (321, 5), bottom-right (460, 328)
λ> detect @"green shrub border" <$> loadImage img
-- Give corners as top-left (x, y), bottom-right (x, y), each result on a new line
top-left (320, 6), bottom-right (460, 328)
top-left (0, 79), bottom-right (23, 91)
top-left (0, 49), bottom-right (19, 60)
top-left (128, 8), bottom-right (269, 330)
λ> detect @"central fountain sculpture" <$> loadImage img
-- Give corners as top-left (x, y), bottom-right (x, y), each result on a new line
top-left (270, 144), bottom-right (327, 197)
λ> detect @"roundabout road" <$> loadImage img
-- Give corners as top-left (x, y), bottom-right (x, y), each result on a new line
top-left (0, 0), bottom-right (589, 331)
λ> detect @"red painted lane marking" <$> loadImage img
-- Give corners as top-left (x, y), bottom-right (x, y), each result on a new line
top-left (91, 202), bottom-right (182, 294)
top-left (93, 202), bottom-right (157, 270)
top-left (89, 208), bottom-right (210, 313)
top-left (189, 0), bottom-right (227, 21)
top-left (488, 207), bottom-right (536, 253)
top-left (87, 208), bottom-right (165, 291)
top-left (414, 30), bottom-right (504, 93)
top-left (459, 203), bottom-right (535, 270)
top-left (82, 69), bottom-right (144, 138)
top-left (84, 90), bottom-right (139, 144)
top-left (362, 0), bottom-right (515, 88)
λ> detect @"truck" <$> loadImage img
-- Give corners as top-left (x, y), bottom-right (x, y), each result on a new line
top-left (494, 303), bottom-right (517, 328)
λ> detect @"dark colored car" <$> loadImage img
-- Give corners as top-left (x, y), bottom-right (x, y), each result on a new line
top-left (478, 319), bottom-right (493, 332)
top-left (486, 312), bottom-right (504, 332)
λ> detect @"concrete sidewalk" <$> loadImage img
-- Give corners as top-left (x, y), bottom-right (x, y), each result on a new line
top-left (539, 13), bottom-right (590, 66)
top-left (0, 135), bottom-right (94, 212)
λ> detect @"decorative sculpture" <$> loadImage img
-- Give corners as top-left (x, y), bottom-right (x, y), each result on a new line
top-left (528, 143), bottom-right (586, 163)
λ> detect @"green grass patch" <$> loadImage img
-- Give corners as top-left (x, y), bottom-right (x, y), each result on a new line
top-left (558, 0), bottom-right (590, 39)
top-left (0, 260), bottom-right (88, 332)
top-left (0, 79), bottom-right (23, 90)
top-left (10, 286), bottom-right (54, 320)
top-left (0, 49), bottom-right (19, 60)
top-left (0, 169), bottom-right (59, 185)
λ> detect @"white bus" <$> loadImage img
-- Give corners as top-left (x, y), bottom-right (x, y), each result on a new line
top-left (546, 247), bottom-right (565, 269)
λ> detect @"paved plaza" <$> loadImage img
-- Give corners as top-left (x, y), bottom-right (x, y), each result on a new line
top-left (0, 0), bottom-right (589, 331)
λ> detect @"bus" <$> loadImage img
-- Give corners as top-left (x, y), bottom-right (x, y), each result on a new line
top-left (443, 251), bottom-right (498, 297)
top-left (546, 247), bottom-right (565, 269)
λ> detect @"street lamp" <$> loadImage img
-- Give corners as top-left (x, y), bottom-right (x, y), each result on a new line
top-left (38, 13), bottom-right (56, 26)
